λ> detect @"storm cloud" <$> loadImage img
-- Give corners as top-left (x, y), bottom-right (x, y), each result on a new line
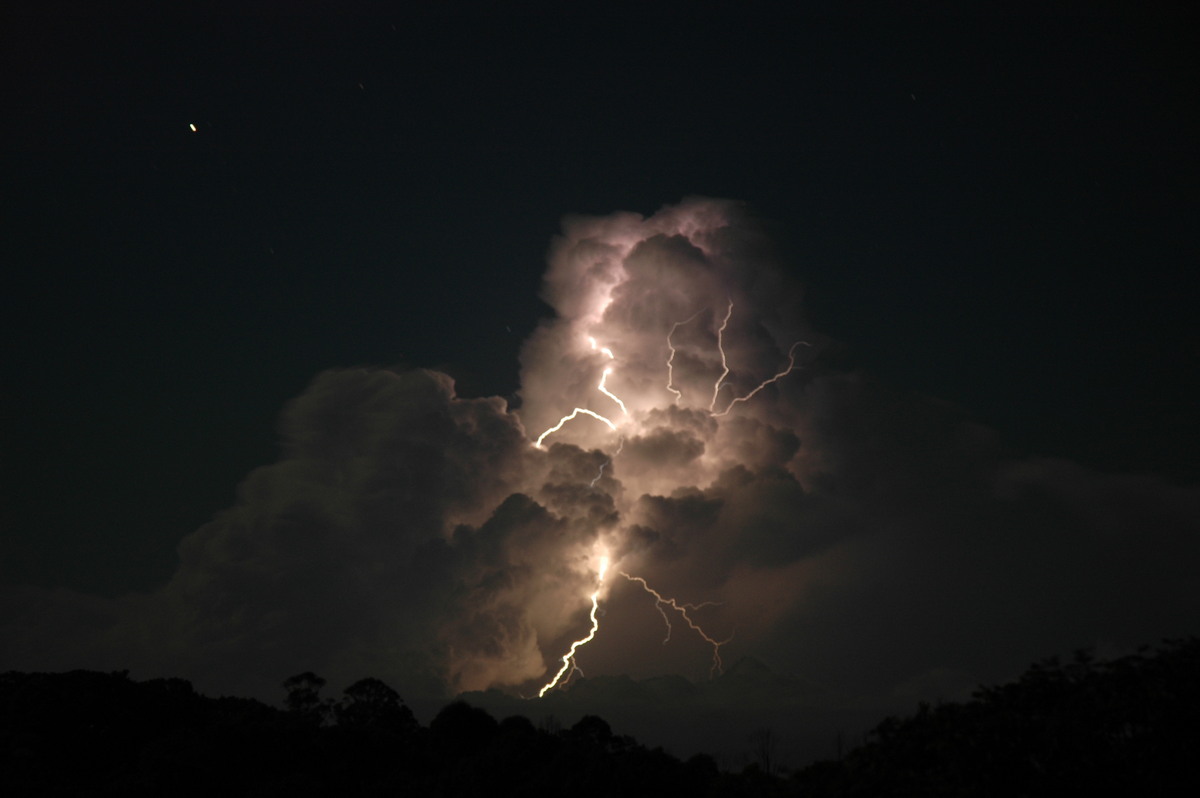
top-left (4, 199), bottom-right (1199, 761)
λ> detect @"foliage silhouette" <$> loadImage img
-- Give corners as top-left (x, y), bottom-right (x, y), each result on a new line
top-left (791, 637), bottom-right (1200, 796)
top-left (3, 638), bottom-right (1197, 796)
top-left (282, 670), bottom-right (337, 728)
top-left (429, 699), bottom-right (499, 757)
top-left (335, 677), bottom-right (417, 733)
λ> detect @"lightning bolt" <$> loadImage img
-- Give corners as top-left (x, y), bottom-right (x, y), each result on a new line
top-left (534, 408), bottom-right (618, 449)
top-left (620, 572), bottom-right (728, 678)
top-left (533, 295), bottom-right (797, 690)
top-left (539, 554), bottom-right (609, 697)
top-left (712, 340), bottom-right (812, 417)
top-left (708, 300), bottom-right (734, 412)
top-left (589, 437), bottom-right (625, 488)
top-left (597, 367), bottom-right (628, 416)
top-left (535, 337), bottom-right (631, 447)
top-left (589, 337), bottom-right (615, 361)
top-left (666, 310), bottom-right (703, 404)
top-left (592, 338), bottom-right (628, 416)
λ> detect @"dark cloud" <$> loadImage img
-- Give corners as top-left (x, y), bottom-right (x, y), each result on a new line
top-left (621, 427), bottom-right (706, 473)
top-left (3, 199), bottom-right (1199, 765)
top-left (714, 415), bottom-right (801, 472)
top-left (3, 367), bottom-right (562, 697)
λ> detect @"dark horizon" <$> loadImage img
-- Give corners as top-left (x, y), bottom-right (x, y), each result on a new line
top-left (6, 636), bottom-right (1199, 790)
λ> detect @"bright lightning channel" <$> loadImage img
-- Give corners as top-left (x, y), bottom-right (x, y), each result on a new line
top-left (665, 310), bottom-right (703, 404)
top-left (538, 554), bottom-right (609, 697)
top-left (531, 287), bottom-right (806, 695)
top-left (712, 340), bottom-right (812, 417)
top-left (670, 300), bottom-right (809, 418)
top-left (534, 408), bottom-right (617, 449)
top-left (620, 572), bottom-right (728, 678)
top-left (533, 338), bottom-right (627, 448)
top-left (597, 367), bottom-right (628, 416)
top-left (591, 338), bottom-right (627, 416)
top-left (589, 337), bottom-right (615, 360)
top-left (707, 300), bottom-right (734, 412)
top-left (589, 437), bottom-right (624, 488)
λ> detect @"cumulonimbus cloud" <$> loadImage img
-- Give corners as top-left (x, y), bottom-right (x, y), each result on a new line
top-left (3, 199), bottom-right (1199, 736)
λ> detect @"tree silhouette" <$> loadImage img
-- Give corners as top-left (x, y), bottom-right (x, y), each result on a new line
top-left (335, 676), bottom-right (416, 733)
top-left (791, 637), bottom-right (1200, 795)
top-left (5, 638), bottom-right (1195, 796)
top-left (567, 714), bottom-right (614, 747)
top-left (430, 700), bottom-right (499, 757)
top-left (747, 726), bottom-right (778, 776)
top-left (281, 671), bottom-right (330, 726)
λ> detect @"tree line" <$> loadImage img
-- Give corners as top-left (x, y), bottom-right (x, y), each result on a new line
top-left (2, 637), bottom-right (1197, 795)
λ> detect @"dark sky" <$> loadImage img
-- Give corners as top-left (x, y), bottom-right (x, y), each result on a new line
top-left (3, 3), bottom-right (1199, 762)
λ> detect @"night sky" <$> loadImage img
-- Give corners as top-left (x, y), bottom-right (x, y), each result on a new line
top-left (3, 4), bottom-right (1198, 766)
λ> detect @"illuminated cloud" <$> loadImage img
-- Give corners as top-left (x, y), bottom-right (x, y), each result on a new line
top-left (3, 198), bottom-right (1199, 760)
